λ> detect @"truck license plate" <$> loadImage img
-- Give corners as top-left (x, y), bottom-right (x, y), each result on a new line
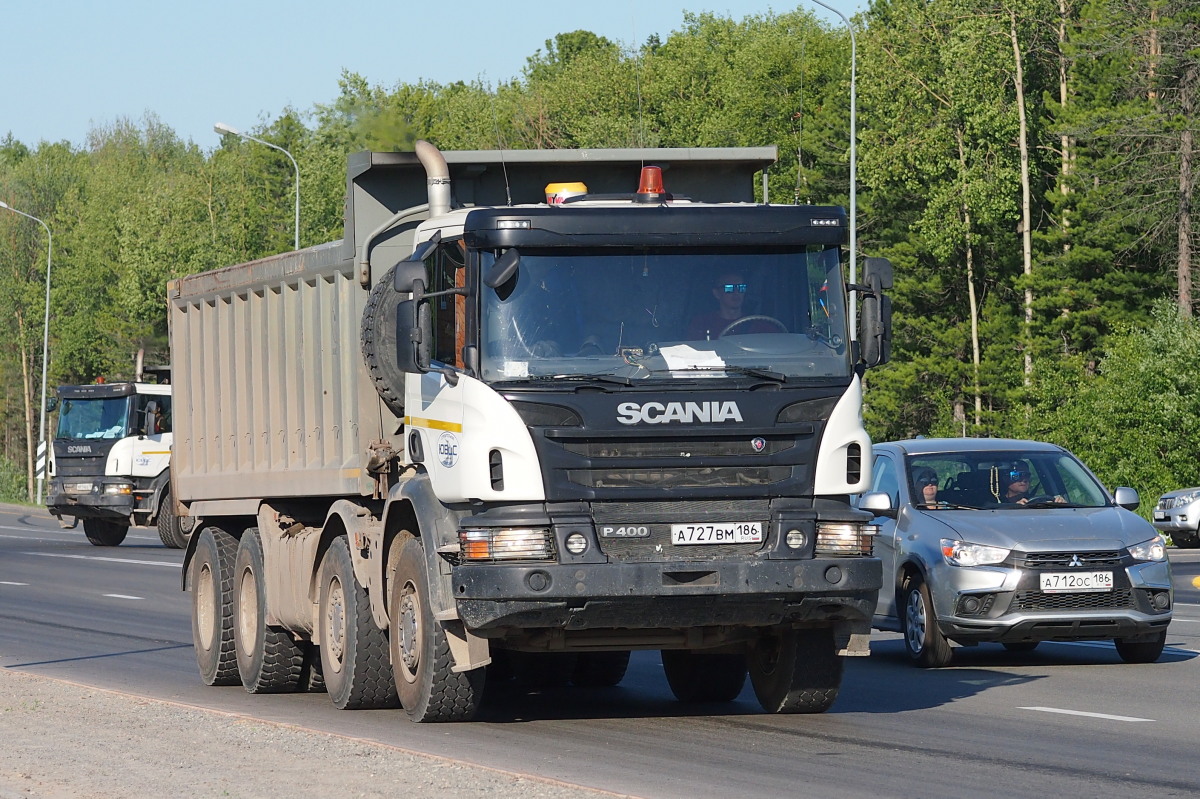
top-left (1039, 571), bottom-right (1113, 593)
top-left (670, 522), bottom-right (762, 545)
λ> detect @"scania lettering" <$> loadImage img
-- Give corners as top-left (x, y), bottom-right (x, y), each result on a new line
top-left (616, 400), bottom-right (744, 425)
top-left (172, 141), bottom-right (893, 722)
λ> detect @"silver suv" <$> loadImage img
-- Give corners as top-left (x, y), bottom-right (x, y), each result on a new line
top-left (1152, 488), bottom-right (1200, 548)
top-left (858, 438), bottom-right (1173, 667)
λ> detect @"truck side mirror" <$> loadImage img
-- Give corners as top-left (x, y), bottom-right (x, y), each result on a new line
top-left (396, 279), bottom-right (431, 374)
top-left (859, 257), bottom-right (894, 368)
top-left (45, 396), bottom-right (59, 413)
top-left (484, 248), bottom-right (521, 290)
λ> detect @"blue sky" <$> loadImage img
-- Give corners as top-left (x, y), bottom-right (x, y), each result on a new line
top-left (1, 1), bottom-right (864, 149)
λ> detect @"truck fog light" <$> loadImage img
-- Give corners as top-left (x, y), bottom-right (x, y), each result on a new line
top-left (785, 529), bottom-right (807, 550)
top-left (103, 483), bottom-right (133, 495)
top-left (564, 533), bottom-right (588, 555)
top-left (1152, 591), bottom-right (1171, 610)
top-left (459, 528), bottom-right (554, 562)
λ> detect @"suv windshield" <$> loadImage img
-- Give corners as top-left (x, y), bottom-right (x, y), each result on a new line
top-left (906, 450), bottom-right (1110, 509)
top-left (480, 246), bottom-right (850, 383)
top-left (56, 397), bottom-right (133, 440)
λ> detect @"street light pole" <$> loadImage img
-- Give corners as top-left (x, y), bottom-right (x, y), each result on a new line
top-left (214, 122), bottom-right (301, 250)
top-left (804, 0), bottom-right (858, 332)
top-left (0, 201), bottom-right (54, 504)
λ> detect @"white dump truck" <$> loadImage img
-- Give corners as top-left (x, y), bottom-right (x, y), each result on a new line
top-left (46, 368), bottom-right (190, 548)
top-left (171, 142), bottom-right (893, 721)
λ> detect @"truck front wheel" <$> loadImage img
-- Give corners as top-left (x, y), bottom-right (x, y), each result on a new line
top-left (390, 535), bottom-right (483, 722)
top-left (233, 527), bottom-right (304, 693)
top-left (748, 626), bottom-right (843, 714)
top-left (318, 536), bottom-right (399, 709)
top-left (83, 519), bottom-right (127, 547)
top-left (191, 525), bottom-right (240, 686)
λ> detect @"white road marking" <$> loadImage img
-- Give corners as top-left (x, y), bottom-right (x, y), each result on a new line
top-left (1020, 707), bottom-right (1153, 723)
top-left (0, 581), bottom-right (29, 586)
top-left (103, 594), bottom-right (143, 600)
top-left (25, 552), bottom-right (180, 568)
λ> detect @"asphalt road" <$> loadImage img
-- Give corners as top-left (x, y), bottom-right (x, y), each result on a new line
top-left (2, 503), bottom-right (1198, 798)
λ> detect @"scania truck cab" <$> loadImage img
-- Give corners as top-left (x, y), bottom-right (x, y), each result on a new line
top-left (47, 376), bottom-right (188, 548)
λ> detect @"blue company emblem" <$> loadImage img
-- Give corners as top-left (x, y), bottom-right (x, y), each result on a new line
top-left (437, 431), bottom-right (460, 468)
top-left (751, 437), bottom-right (767, 453)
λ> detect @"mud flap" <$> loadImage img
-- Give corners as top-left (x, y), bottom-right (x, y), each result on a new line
top-left (834, 621), bottom-right (872, 657)
top-left (437, 612), bottom-right (492, 672)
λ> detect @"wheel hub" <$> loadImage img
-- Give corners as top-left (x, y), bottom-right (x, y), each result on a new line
top-left (325, 577), bottom-right (346, 668)
top-left (397, 582), bottom-right (420, 675)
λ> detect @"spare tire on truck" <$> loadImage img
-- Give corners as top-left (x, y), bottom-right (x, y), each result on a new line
top-left (360, 264), bottom-right (406, 417)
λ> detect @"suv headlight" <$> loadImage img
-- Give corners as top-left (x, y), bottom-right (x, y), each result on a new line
top-left (1127, 537), bottom-right (1167, 562)
top-left (941, 539), bottom-right (1009, 567)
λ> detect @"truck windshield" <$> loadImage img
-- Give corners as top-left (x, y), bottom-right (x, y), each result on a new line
top-left (480, 246), bottom-right (850, 382)
top-left (55, 397), bottom-right (133, 440)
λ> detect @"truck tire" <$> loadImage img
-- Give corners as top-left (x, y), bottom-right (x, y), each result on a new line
top-left (361, 264), bottom-right (406, 417)
top-left (661, 650), bottom-right (746, 703)
top-left (156, 487), bottom-right (189, 549)
top-left (748, 626), bottom-right (843, 714)
top-left (901, 574), bottom-right (953, 668)
top-left (83, 518), bottom-right (128, 547)
top-left (233, 527), bottom-right (304, 693)
top-left (318, 536), bottom-right (399, 709)
top-left (191, 525), bottom-right (241, 686)
top-left (390, 535), bottom-right (484, 722)
top-left (572, 651), bottom-right (631, 688)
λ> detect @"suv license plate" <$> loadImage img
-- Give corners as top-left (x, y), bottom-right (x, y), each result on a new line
top-left (1039, 571), bottom-right (1113, 593)
top-left (671, 522), bottom-right (763, 545)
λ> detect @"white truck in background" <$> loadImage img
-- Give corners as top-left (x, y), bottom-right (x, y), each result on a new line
top-left (46, 366), bottom-right (190, 548)
top-left (171, 142), bottom-right (893, 721)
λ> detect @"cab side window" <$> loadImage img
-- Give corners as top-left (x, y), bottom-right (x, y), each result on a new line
top-left (426, 240), bottom-right (467, 369)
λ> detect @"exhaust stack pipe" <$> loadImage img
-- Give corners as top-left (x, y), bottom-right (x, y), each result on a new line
top-left (415, 140), bottom-right (451, 218)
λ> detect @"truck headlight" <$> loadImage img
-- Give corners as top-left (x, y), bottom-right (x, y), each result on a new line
top-left (103, 482), bottom-right (133, 496)
top-left (459, 528), bottom-right (554, 562)
top-left (1127, 537), bottom-right (1166, 562)
top-left (815, 522), bottom-right (875, 556)
top-left (941, 539), bottom-right (1009, 567)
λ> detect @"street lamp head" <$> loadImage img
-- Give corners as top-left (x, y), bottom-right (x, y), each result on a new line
top-left (214, 122), bottom-right (241, 136)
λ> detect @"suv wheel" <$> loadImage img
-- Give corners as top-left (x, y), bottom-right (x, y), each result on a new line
top-left (902, 575), bottom-right (953, 668)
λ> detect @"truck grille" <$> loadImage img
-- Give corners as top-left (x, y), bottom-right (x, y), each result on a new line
top-left (53, 456), bottom-right (108, 476)
top-left (1011, 588), bottom-right (1134, 612)
top-left (567, 466), bottom-right (790, 489)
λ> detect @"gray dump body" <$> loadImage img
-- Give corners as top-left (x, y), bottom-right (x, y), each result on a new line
top-left (168, 147), bottom-right (776, 516)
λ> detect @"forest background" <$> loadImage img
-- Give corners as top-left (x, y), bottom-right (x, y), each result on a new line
top-left (1, 0), bottom-right (1197, 518)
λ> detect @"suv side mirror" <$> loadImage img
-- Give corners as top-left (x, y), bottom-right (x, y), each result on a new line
top-left (859, 257), bottom-right (893, 368)
top-left (1112, 486), bottom-right (1140, 511)
top-left (858, 491), bottom-right (896, 517)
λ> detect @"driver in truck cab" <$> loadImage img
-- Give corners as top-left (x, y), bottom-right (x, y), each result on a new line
top-left (687, 271), bottom-right (780, 339)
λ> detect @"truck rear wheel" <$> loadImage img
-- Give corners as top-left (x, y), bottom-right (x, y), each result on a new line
top-left (233, 527), bottom-right (304, 693)
top-left (318, 536), bottom-right (399, 709)
top-left (156, 487), bottom-right (189, 549)
top-left (361, 264), bottom-right (405, 416)
top-left (662, 650), bottom-right (747, 703)
top-left (748, 626), bottom-right (843, 714)
top-left (191, 525), bottom-right (240, 686)
top-left (572, 651), bottom-right (631, 688)
top-left (83, 519), bottom-right (127, 547)
top-left (390, 535), bottom-right (483, 722)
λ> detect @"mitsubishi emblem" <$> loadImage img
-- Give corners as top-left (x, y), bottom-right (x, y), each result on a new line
top-left (751, 437), bottom-right (767, 453)
top-left (1068, 554), bottom-right (1083, 568)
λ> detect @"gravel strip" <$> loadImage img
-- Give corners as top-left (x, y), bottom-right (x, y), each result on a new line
top-left (0, 669), bottom-right (627, 799)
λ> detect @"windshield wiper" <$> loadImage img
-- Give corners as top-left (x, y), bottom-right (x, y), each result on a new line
top-left (920, 502), bottom-right (981, 511)
top-left (654, 365), bottom-right (788, 383)
top-left (518, 373), bottom-right (635, 387)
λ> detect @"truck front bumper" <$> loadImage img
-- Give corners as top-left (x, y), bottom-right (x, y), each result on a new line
top-left (453, 557), bottom-right (881, 631)
top-left (46, 480), bottom-right (135, 522)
